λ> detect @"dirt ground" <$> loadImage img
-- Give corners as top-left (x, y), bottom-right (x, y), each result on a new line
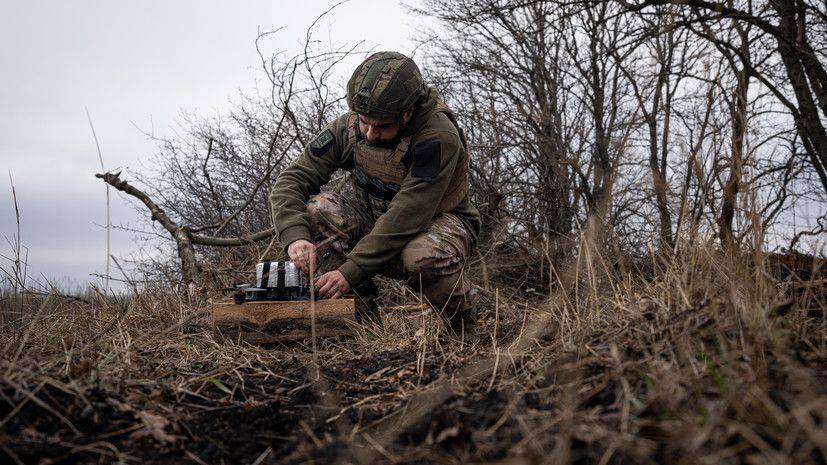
top-left (2, 250), bottom-right (825, 464)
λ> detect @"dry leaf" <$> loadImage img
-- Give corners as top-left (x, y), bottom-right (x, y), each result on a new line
top-left (134, 411), bottom-right (181, 445)
top-left (365, 366), bottom-right (392, 382)
top-left (393, 364), bottom-right (416, 382)
top-left (435, 426), bottom-right (459, 443)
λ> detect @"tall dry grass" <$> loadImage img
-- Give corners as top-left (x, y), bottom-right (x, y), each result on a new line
top-left (0, 235), bottom-right (824, 464)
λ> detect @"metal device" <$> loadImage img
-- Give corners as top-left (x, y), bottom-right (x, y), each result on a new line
top-left (232, 261), bottom-right (309, 304)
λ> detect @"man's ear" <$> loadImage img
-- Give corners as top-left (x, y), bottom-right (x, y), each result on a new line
top-left (401, 108), bottom-right (414, 125)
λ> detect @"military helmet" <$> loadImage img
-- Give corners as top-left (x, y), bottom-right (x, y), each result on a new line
top-left (347, 51), bottom-right (426, 120)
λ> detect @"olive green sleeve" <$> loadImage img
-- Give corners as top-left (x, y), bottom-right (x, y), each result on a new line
top-left (269, 115), bottom-right (350, 249)
top-left (338, 131), bottom-right (462, 285)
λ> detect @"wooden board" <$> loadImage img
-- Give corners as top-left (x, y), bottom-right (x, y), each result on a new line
top-left (211, 298), bottom-right (355, 344)
top-left (211, 299), bottom-right (355, 326)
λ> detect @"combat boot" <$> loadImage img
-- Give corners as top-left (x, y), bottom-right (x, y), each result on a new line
top-left (439, 292), bottom-right (478, 336)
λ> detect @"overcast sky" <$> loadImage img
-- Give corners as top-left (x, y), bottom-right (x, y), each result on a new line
top-left (0, 1), bottom-right (425, 289)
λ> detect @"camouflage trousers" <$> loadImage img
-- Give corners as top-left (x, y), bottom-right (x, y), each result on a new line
top-left (306, 185), bottom-right (477, 329)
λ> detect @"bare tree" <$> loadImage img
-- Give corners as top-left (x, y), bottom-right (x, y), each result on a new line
top-left (96, 0), bottom-right (827, 286)
top-left (616, 5), bottom-right (701, 251)
top-left (97, 10), bottom-right (362, 287)
top-left (622, 0), bottom-right (827, 195)
top-left (419, 0), bottom-right (823, 263)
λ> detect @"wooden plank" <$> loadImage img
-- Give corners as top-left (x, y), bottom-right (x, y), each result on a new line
top-left (210, 298), bottom-right (356, 344)
top-left (211, 299), bottom-right (355, 328)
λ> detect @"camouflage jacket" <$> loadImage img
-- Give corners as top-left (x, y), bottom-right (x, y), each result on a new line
top-left (269, 87), bottom-right (481, 285)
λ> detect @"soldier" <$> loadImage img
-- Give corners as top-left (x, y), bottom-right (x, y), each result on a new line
top-left (269, 51), bottom-right (480, 332)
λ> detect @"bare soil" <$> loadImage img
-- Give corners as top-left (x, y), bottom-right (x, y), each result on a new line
top-left (1, 251), bottom-right (825, 464)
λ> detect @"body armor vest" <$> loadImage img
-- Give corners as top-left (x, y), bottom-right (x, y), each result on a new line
top-left (346, 101), bottom-right (470, 218)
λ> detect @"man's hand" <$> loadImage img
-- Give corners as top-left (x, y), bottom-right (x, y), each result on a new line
top-left (315, 270), bottom-right (349, 299)
top-left (288, 239), bottom-right (316, 276)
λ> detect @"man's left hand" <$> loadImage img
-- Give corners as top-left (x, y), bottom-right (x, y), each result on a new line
top-left (315, 270), bottom-right (350, 299)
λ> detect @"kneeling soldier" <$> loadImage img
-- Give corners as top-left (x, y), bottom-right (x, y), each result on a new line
top-left (269, 51), bottom-right (480, 332)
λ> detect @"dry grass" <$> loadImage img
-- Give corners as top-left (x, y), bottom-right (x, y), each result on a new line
top-left (0, 240), bottom-right (824, 465)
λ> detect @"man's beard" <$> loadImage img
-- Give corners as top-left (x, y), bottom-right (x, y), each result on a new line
top-left (364, 137), bottom-right (399, 149)
top-left (362, 118), bottom-right (408, 149)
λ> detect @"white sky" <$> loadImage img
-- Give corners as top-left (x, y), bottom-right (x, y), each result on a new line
top-left (0, 1), bottom-right (424, 289)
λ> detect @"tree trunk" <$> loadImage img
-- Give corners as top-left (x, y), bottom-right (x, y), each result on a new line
top-left (773, 0), bottom-right (827, 192)
top-left (718, 64), bottom-right (749, 253)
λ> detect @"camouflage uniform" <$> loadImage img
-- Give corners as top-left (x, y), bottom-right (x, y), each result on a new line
top-left (269, 52), bottom-right (480, 330)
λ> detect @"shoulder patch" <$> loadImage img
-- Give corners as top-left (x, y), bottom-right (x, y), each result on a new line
top-left (310, 129), bottom-right (335, 157)
top-left (411, 139), bottom-right (441, 181)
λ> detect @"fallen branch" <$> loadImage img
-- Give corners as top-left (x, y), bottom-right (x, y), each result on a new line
top-left (95, 172), bottom-right (277, 285)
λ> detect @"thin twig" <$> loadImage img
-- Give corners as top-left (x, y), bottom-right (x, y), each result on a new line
top-left (86, 108), bottom-right (110, 294)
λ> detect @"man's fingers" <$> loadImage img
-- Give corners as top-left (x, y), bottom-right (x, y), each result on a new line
top-left (318, 275), bottom-right (347, 299)
top-left (310, 271), bottom-right (349, 299)
top-left (288, 241), bottom-right (316, 276)
top-left (330, 286), bottom-right (344, 300)
top-left (318, 280), bottom-right (336, 299)
top-left (304, 249), bottom-right (316, 275)
top-left (297, 258), bottom-right (309, 275)
top-left (315, 274), bottom-right (331, 296)
top-left (297, 255), bottom-right (315, 276)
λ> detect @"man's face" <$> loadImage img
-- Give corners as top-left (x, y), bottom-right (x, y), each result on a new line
top-left (358, 115), bottom-right (401, 144)
top-left (358, 110), bottom-right (413, 146)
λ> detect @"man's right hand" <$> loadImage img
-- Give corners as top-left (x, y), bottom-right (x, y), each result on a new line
top-left (287, 239), bottom-right (316, 276)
